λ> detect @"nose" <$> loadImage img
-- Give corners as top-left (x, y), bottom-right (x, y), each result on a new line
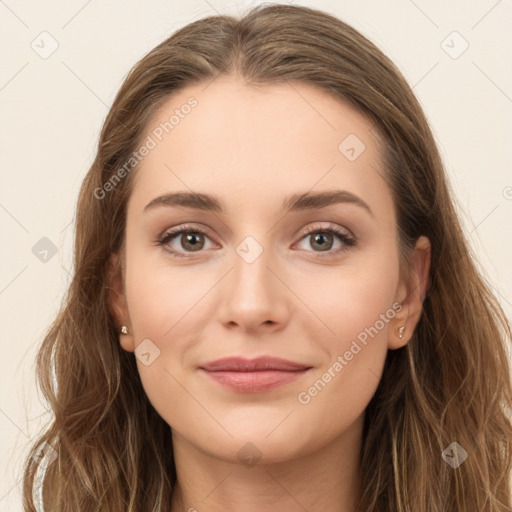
top-left (216, 239), bottom-right (290, 333)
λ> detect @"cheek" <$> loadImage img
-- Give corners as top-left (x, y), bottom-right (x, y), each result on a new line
top-left (124, 242), bottom-right (217, 341)
top-left (294, 248), bottom-right (400, 350)
top-left (123, 255), bottom-right (211, 430)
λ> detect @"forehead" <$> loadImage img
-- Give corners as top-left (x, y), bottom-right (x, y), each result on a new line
top-left (127, 75), bottom-right (392, 220)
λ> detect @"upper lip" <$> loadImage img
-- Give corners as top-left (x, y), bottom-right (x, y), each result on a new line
top-left (199, 356), bottom-right (311, 372)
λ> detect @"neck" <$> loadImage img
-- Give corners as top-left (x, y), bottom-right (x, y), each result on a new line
top-left (169, 413), bottom-right (364, 512)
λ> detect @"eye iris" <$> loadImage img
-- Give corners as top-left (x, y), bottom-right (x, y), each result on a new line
top-left (182, 232), bottom-right (204, 251)
top-left (311, 232), bottom-right (333, 251)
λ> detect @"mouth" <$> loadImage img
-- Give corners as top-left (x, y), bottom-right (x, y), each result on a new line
top-left (198, 356), bottom-right (313, 393)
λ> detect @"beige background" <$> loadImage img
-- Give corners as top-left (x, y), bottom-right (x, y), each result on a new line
top-left (1, 0), bottom-right (511, 509)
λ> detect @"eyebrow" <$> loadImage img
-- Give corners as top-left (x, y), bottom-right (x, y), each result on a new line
top-left (143, 190), bottom-right (374, 218)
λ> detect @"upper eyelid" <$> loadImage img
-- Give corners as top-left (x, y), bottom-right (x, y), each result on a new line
top-left (301, 223), bottom-right (352, 237)
top-left (160, 222), bottom-right (352, 237)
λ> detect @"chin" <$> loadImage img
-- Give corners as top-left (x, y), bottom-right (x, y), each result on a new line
top-left (179, 420), bottom-right (316, 467)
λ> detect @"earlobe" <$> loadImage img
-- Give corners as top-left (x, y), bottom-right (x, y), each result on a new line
top-left (119, 325), bottom-right (135, 353)
top-left (388, 236), bottom-right (432, 350)
top-left (388, 321), bottom-right (408, 350)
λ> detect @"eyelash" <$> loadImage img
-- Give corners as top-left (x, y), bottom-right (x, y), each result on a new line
top-left (156, 223), bottom-right (357, 259)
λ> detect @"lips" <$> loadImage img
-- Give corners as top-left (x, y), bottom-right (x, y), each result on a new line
top-left (199, 356), bottom-right (311, 372)
top-left (199, 356), bottom-right (312, 393)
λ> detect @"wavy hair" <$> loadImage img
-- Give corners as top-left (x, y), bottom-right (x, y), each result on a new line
top-left (22, 4), bottom-right (512, 511)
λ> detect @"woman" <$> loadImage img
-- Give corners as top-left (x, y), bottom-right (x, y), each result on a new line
top-left (22, 4), bottom-right (512, 511)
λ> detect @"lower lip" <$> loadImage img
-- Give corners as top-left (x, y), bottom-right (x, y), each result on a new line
top-left (200, 369), bottom-right (310, 392)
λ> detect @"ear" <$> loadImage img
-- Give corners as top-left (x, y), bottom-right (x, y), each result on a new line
top-left (107, 253), bottom-right (135, 353)
top-left (388, 235), bottom-right (431, 350)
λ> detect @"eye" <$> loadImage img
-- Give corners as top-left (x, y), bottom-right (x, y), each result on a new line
top-left (156, 224), bottom-right (215, 258)
top-left (295, 225), bottom-right (356, 257)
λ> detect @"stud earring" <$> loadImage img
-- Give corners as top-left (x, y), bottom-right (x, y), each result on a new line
top-left (120, 325), bottom-right (129, 335)
top-left (397, 325), bottom-right (406, 340)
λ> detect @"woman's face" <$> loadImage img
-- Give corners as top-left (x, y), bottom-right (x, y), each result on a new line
top-left (109, 75), bottom-right (430, 464)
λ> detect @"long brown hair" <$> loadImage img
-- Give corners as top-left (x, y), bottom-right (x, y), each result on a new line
top-left (22, 4), bottom-right (512, 511)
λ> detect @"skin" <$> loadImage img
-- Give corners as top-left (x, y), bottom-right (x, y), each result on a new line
top-left (108, 75), bottom-right (431, 512)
